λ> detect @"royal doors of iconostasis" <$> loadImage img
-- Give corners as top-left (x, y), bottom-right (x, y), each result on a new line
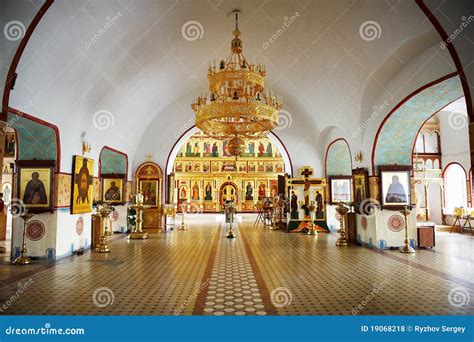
top-left (219, 182), bottom-right (238, 209)
top-left (135, 162), bottom-right (163, 233)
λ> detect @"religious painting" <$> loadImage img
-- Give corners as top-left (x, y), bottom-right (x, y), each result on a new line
top-left (257, 141), bottom-right (266, 157)
top-left (191, 181), bottom-right (200, 200)
top-left (258, 162), bottom-right (265, 173)
top-left (102, 176), bottom-right (124, 203)
top-left (71, 156), bottom-right (94, 214)
top-left (379, 165), bottom-right (411, 209)
top-left (2, 162), bottom-right (13, 174)
top-left (203, 141), bottom-right (212, 157)
top-left (329, 176), bottom-right (352, 204)
top-left (242, 141), bottom-right (256, 157)
top-left (238, 162), bottom-right (247, 172)
top-left (248, 162), bottom-right (256, 172)
top-left (222, 161), bottom-right (236, 172)
top-left (210, 142), bottom-right (219, 157)
top-left (175, 162), bottom-right (183, 173)
top-left (352, 168), bottom-right (369, 214)
top-left (275, 163), bottom-right (284, 173)
top-left (266, 162), bottom-right (274, 173)
top-left (258, 181), bottom-right (267, 200)
top-left (139, 180), bottom-right (158, 206)
top-left (185, 162), bottom-right (192, 172)
top-left (204, 182), bottom-right (212, 200)
top-left (244, 181), bottom-right (254, 201)
top-left (211, 162), bottom-right (220, 173)
top-left (270, 179), bottom-right (278, 197)
top-left (93, 177), bottom-right (101, 202)
top-left (193, 162), bottom-right (201, 173)
top-left (314, 186), bottom-right (326, 220)
top-left (178, 185), bottom-right (188, 203)
top-left (4, 132), bottom-right (16, 158)
top-left (55, 173), bottom-right (71, 207)
top-left (2, 181), bottom-right (12, 205)
top-left (222, 140), bottom-right (232, 157)
top-left (17, 161), bottom-right (54, 213)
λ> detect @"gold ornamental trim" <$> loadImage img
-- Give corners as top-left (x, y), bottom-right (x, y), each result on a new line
top-left (209, 70), bottom-right (264, 92)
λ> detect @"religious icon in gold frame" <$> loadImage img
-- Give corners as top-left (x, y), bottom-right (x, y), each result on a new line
top-left (17, 160), bottom-right (55, 213)
top-left (71, 155), bottom-right (94, 214)
top-left (102, 175), bottom-right (124, 204)
top-left (379, 165), bottom-right (411, 210)
top-left (139, 180), bottom-right (159, 207)
top-left (4, 132), bottom-right (16, 158)
top-left (352, 168), bottom-right (369, 214)
top-left (329, 176), bottom-right (352, 204)
top-left (314, 186), bottom-right (326, 220)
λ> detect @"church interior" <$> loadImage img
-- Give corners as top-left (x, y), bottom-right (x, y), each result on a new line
top-left (0, 0), bottom-right (473, 317)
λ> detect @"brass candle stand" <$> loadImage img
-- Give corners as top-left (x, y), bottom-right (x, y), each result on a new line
top-left (13, 211), bottom-right (34, 265)
top-left (399, 206), bottom-right (415, 254)
top-left (307, 201), bottom-right (317, 236)
top-left (335, 202), bottom-right (349, 247)
top-left (128, 193), bottom-right (149, 239)
top-left (95, 202), bottom-right (114, 253)
top-left (178, 203), bottom-right (188, 231)
top-left (225, 202), bottom-right (236, 239)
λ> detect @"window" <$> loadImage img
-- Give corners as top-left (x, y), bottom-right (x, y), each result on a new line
top-left (444, 163), bottom-right (467, 211)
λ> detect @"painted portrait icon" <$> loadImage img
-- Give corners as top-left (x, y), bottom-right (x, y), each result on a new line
top-left (103, 178), bottom-right (123, 203)
top-left (20, 168), bottom-right (51, 207)
top-left (72, 156), bottom-right (94, 214)
top-left (140, 180), bottom-right (158, 206)
top-left (382, 171), bottom-right (410, 205)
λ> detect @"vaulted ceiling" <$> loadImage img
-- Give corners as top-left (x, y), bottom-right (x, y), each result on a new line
top-left (1, 0), bottom-right (472, 176)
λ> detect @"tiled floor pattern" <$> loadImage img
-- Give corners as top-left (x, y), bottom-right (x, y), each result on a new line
top-left (0, 214), bottom-right (473, 315)
top-left (201, 225), bottom-right (267, 316)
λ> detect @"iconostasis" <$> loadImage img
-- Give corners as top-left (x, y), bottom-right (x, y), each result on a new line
top-left (170, 132), bottom-right (286, 212)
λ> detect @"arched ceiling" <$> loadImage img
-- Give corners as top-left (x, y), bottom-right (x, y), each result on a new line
top-left (1, 0), bottom-right (471, 175)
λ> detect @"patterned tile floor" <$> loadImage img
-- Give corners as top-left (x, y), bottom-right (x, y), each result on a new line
top-left (0, 215), bottom-right (473, 315)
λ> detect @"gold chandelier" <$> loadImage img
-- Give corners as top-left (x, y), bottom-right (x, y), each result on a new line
top-left (191, 12), bottom-right (283, 152)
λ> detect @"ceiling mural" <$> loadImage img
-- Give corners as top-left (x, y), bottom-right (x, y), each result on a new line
top-left (7, 112), bottom-right (58, 163)
top-left (373, 76), bottom-right (463, 172)
top-left (100, 147), bottom-right (127, 175)
top-left (326, 140), bottom-right (352, 176)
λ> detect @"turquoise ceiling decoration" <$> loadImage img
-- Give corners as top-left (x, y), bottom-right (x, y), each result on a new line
top-left (326, 139), bottom-right (352, 176)
top-left (373, 76), bottom-right (463, 173)
top-left (7, 112), bottom-right (58, 163)
top-left (100, 147), bottom-right (127, 176)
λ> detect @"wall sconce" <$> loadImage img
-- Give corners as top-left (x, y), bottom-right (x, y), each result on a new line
top-left (355, 151), bottom-right (363, 163)
top-left (81, 131), bottom-right (91, 155)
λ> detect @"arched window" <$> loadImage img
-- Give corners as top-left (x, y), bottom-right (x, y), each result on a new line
top-left (444, 163), bottom-right (467, 211)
